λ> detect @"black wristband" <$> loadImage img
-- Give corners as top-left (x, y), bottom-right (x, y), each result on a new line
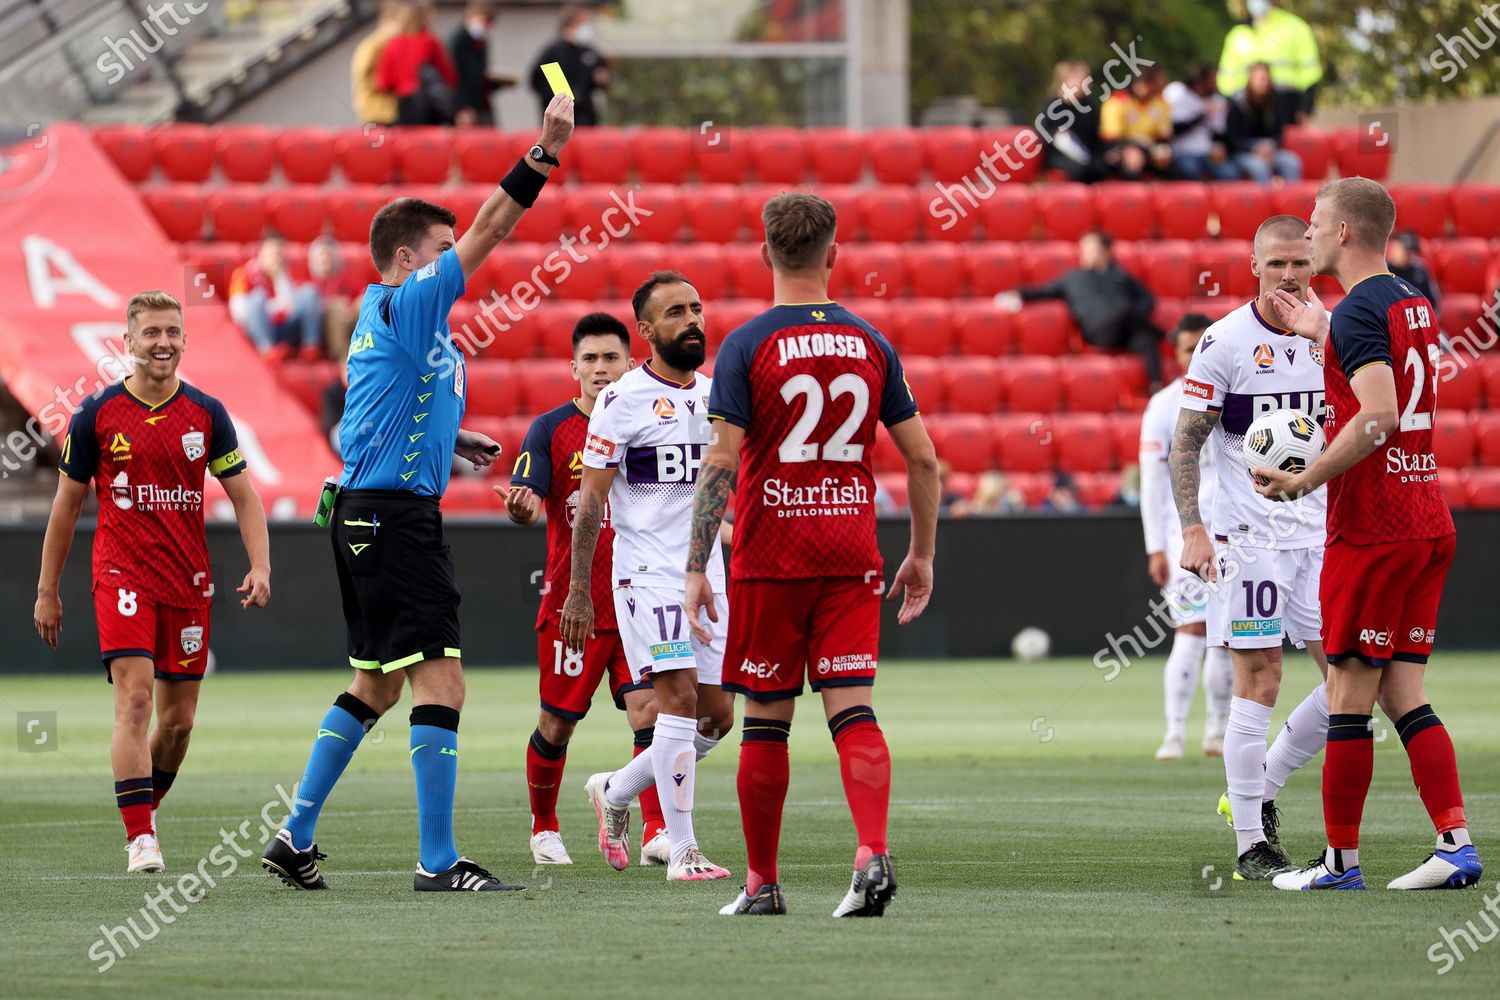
top-left (499, 157), bottom-right (548, 208)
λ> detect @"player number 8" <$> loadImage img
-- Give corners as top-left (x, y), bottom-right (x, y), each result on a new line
top-left (117, 589), bottom-right (138, 617)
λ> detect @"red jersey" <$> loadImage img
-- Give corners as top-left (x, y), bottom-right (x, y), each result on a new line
top-left (1323, 273), bottom-right (1455, 545)
top-left (512, 399), bottom-right (617, 630)
top-left (59, 381), bottom-right (247, 610)
top-left (707, 302), bottom-right (919, 580)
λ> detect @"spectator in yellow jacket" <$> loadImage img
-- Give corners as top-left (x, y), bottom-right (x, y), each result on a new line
top-left (1218, 0), bottom-right (1322, 120)
top-left (351, 1), bottom-right (409, 125)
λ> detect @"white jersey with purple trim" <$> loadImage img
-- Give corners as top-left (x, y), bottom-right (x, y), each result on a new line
top-left (1179, 299), bottom-right (1327, 551)
top-left (580, 362), bottom-right (727, 591)
top-left (1140, 377), bottom-right (1219, 557)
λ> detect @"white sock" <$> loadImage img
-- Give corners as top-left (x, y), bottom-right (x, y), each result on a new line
top-left (694, 730), bottom-right (720, 762)
top-left (1264, 683), bottom-right (1328, 801)
top-left (1202, 645), bottom-right (1233, 731)
top-left (604, 744), bottom-right (657, 809)
top-left (651, 713), bottom-right (699, 866)
top-left (1163, 632), bottom-right (1205, 739)
top-left (1325, 846), bottom-right (1357, 873)
top-left (1225, 696), bottom-right (1274, 855)
top-left (1439, 828), bottom-right (1473, 851)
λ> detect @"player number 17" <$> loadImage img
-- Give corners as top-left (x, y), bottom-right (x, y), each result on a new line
top-left (778, 373), bottom-right (869, 463)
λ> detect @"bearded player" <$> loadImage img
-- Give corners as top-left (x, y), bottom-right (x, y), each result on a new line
top-left (503, 311), bottom-right (669, 867)
top-left (1259, 179), bottom-right (1482, 892)
top-left (34, 290), bottom-right (271, 875)
top-left (685, 193), bottom-right (940, 917)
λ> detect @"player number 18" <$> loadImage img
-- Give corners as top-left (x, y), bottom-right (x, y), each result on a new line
top-left (551, 639), bottom-right (583, 676)
top-left (778, 373), bottom-right (869, 463)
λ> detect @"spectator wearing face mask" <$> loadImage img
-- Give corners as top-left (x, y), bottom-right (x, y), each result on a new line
top-left (449, 1), bottom-right (515, 127)
top-left (530, 4), bottom-right (609, 126)
top-left (1218, 0), bottom-right (1322, 121)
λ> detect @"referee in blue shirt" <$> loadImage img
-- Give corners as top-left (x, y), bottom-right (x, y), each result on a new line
top-left (263, 94), bottom-right (576, 894)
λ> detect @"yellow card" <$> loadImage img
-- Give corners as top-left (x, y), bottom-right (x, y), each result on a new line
top-left (540, 62), bottom-right (574, 98)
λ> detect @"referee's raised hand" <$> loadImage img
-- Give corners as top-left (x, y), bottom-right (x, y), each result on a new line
top-left (539, 93), bottom-right (575, 154)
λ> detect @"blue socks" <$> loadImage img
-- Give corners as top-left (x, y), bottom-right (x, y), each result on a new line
top-left (286, 693), bottom-right (379, 851)
top-left (410, 705), bottom-right (461, 874)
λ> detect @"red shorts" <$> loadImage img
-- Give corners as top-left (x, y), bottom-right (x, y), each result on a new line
top-left (721, 577), bottom-right (881, 701)
top-left (1321, 534), bottom-right (1455, 666)
top-left (94, 585), bottom-right (210, 682)
top-left (536, 620), bottom-right (647, 720)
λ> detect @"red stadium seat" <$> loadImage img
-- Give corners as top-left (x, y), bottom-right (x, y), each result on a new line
top-left (1131, 239), bottom-right (1194, 300)
top-left (553, 249), bottom-right (610, 301)
top-left (1179, 296), bottom-right (1238, 324)
top-left (866, 129), bottom-right (924, 184)
top-left (569, 127), bottom-right (632, 184)
top-left (1462, 468), bottom-right (1500, 509)
top-left (1438, 358), bottom-right (1484, 411)
top-left (843, 298), bottom-right (894, 342)
top-left (1110, 412), bottom-right (1144, 462)
top-left (977, 185), bottom-right (1035, 241)
top-left (1022, 240), bottom-right (1079, 286)
top-left (930, 414), bottom-right (996, 473)
top-left (514, 358), bottom-right (582, 415)
top-left (206, 186), bottom-right (267, 243)
top-left (817, 184), bottom-right (863, 242)
top-left (1013, 301), bottom-right (1075, 356)
top-left (725, 244), bottom-right (774, 300)
top-left (212, 125), bottom-right (275, 183)
top-left (526, 300), bottom-right (587, 360)
top-left (965, 243), bottom-right (1023, 296)
top-left (453, 129), bottom-right (509, 183)
top-left (497, 415), bottom-right (536, 467)
top-left (978, 127), bottom-right (1043, 184)
top-left (327, 187), bottom-right (391, 243)
top-left (509, 194), bottom-right (567, 244)
top-left (1433, 239), bottom-right (1492, 295)
top-left (1035, 184), bottom-right (1095, 241)
top-left (920, 191), bottom-right (979, 242)
top-left (1391, 183), bottom-right (1450, 240)
top-left (809, 128), bottom-right (865, 184)
top-left (441, 478), bottom-right (504, 512)
top-left (1074, 470), bottom-right (1123, 508)
top-left (1061, 356), bottom-right (1123, 413)
top-left (693, 126), bottom-right (751, 183)
top-left (946, 471), bottom-right (978, 501)
top-left (992, 413), bottom-right (1054, 472)
top-left (1093, 183), bottom-right (1154, 241)
top-left (922, 127), bottom-right (981, 184)
top-left (142, 186), bottom-right (204, 243)
top-left (626, 184), bottom-right (685, 243)
top-left (1000, 357), bottom-right (1062, 412)
top-left (181, 241), bottom-right (241, 298)
top-left (334, 127), bottom-right (396, 184)
top-left (391, 128), bottom-right (452, 184)
top-left (445, 186), bottom-right (487, 235)
top-left (681, 185), bottom-right (744, 243)
top-left (906, 244), bottom-right (965, 299)
top-left (271, 360), bottom-right (337, 416)
top-left (668, 244), bottom-right (730, 301)
top-left (745, 128), bottom-right (808, 184)
top-left (605, 245), bottom-right (668, 303)
top-left (464, 360), bottom-right (521, 417)
top-left (1437, 467), bottom-right (1468, 511)
top-left (832, 242), bottom-right (906, 301)
top-left (1007, 471), bottom-right (1052, 507)
top-left (1280, 125), bottom-right (1331, 180)
top-left (1210, 183), bottom-right (1271, 240)
top-left (1268, 180), bottom-right (1320, 224)
top-left (711, 300), bottom-right (769, 346)
top-left (264, 187), bottom-right (327, 243)
top-left (1053, 413), bottom-right (1115, 471)
top-left (858, 187), bottom-right (920, 243)
top-left (1441, 294), bottom-right (1485, 340)
top-left (150, 124), bottom-right (214, 182)
top-left (562, 185), bottom-right (614, 237)
top-left (631, 127), bottom-right (693, 184)
top-left (872, 424), bottom-right (904, 473)
top-left (1447, 184), bottom-right (1500, 240)
top-left (272, 127), bottom-right (334, 184)
top-left (93, 124), bottom-right (154, 181)
top-left (1193, 238), bottom-right (1257, 299)
top-left (902, 356), bottom-right (947, 412)
top-left (1152, 182), bottom-right (1209, 240)
top-left (890, 299), bottom-right (954, 357)
top-left (952, 302), bottom-right (1013, 356)
top-left (876, 472), bottom-right (909, 510)
top-left (1433, 411), bottom-right (1476, 467)
top-left (1481, 355), bottom-right (1500, 408)
top-left (1331, 125), bottom-right (1392, 181)
top-left (1475, 412), bottom-right (1500, 466)
top-left (737, 184), bottom-right (787, 236)
top-left (942, 357), bottom-right (1003, 413)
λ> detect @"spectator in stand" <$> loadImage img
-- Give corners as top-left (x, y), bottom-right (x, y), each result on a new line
top-left (376, 2), bottom-right (458, 126)
top-left (1218, 0), bottom-right (1322, 121)
top-left (530, 5), bottom-right (609, 127)
top-left (449, 1), bottom-right (514, 126)
top-left (1099, 66), bottom-right (1174, 180)
top-left (1387, 231), bottom-right (1441, 313)
top-left (997, 231), bottom-right (1164, 389)
top-left (936, 460), bottom-right (964, 516)
top-left (1164, 63), bottom-right (1235, 180)
top-left (307, 237), bottom-right (364, 360)
top-left (954, 471), bottom-right (1027, 516)
top-left (1115, 464), bottom-right (1142, 508)
top-left (1225, 62), bottom-right (1302, 184)
top-left (351, 1), bottom-right (407, 125)
top-left (228, 235), bottom-right (323, 363)
top-left (1038, 60), bottom-right (1105, 183)
top-left (1043, 472), bottom-right (1082, 513)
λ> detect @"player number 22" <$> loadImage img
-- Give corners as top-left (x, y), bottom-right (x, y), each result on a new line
top-left (779, 373), bottom-right (869, 463)
top-left (1399, 344), bottom-right (1440, 432)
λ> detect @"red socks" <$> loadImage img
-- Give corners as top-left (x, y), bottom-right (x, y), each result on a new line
top-left (1397, 705), bottom-right (1467, 833)
top-left (526, 730), bottom-right (567, 835)
top-left (151, 767), bottom-right (176, 809)
top-left (830, 707), bottom-right (890, 865)
top-left (1323, 714), bottom-right (1374, 849)
top-left (738, 718), bottom-right (791, 894)
top-left (633, 730), bottom-right (666, 842)
top-left (115, 777), bottom-right (154, 840)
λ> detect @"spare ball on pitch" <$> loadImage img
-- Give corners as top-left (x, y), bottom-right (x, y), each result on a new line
top-left (1012, 627), bottom-right (1051, 661)
top-left (1242, 408), bottom-right (1325, 486)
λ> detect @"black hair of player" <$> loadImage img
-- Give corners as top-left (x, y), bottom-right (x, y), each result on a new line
top-left (631, 270), bottom-right (691, 322)
top-left (572, 312), bottom-right (630, 352)
top-left (369, 198), bottom-right (458, 272)
top-left (1173, 312), bottom-right (1214, 338)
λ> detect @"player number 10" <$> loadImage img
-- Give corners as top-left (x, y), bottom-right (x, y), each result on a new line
top-left (779, 373), bottom-right (869, 463)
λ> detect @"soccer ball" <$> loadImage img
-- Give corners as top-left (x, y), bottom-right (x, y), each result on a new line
top-left (1242, 409), bottom-right (1325, 484)
top-left (1011, 627), bottom-right (1051, 661)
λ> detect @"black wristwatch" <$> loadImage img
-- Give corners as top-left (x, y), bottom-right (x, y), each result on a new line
top-left (528, 144), bottom-right (560, 166)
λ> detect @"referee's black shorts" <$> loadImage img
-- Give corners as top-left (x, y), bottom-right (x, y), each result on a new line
top-left (331, 489), bottom-right (461, 671)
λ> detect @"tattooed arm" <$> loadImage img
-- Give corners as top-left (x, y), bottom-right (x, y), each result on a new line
top-left (559, 465), bottom-right (614, 650)
top-left (685, 420), bottom-right (744, 643)
top-left (1168, 407), bottom-right (1220, 580)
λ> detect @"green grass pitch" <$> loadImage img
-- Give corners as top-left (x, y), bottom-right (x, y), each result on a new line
top-left (4, 655), bottom-right (1499, 998)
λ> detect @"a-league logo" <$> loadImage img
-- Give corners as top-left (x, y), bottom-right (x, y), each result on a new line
top-left (181, 431), bottom-right (205, 461)
top-left (180, 626), bottom-right (204, 655)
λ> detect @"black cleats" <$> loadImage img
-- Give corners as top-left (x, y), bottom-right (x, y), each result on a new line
top-left (261, 829), bottom-right (329, 890)
top-left (414, 857), bottom-right (526, 892)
